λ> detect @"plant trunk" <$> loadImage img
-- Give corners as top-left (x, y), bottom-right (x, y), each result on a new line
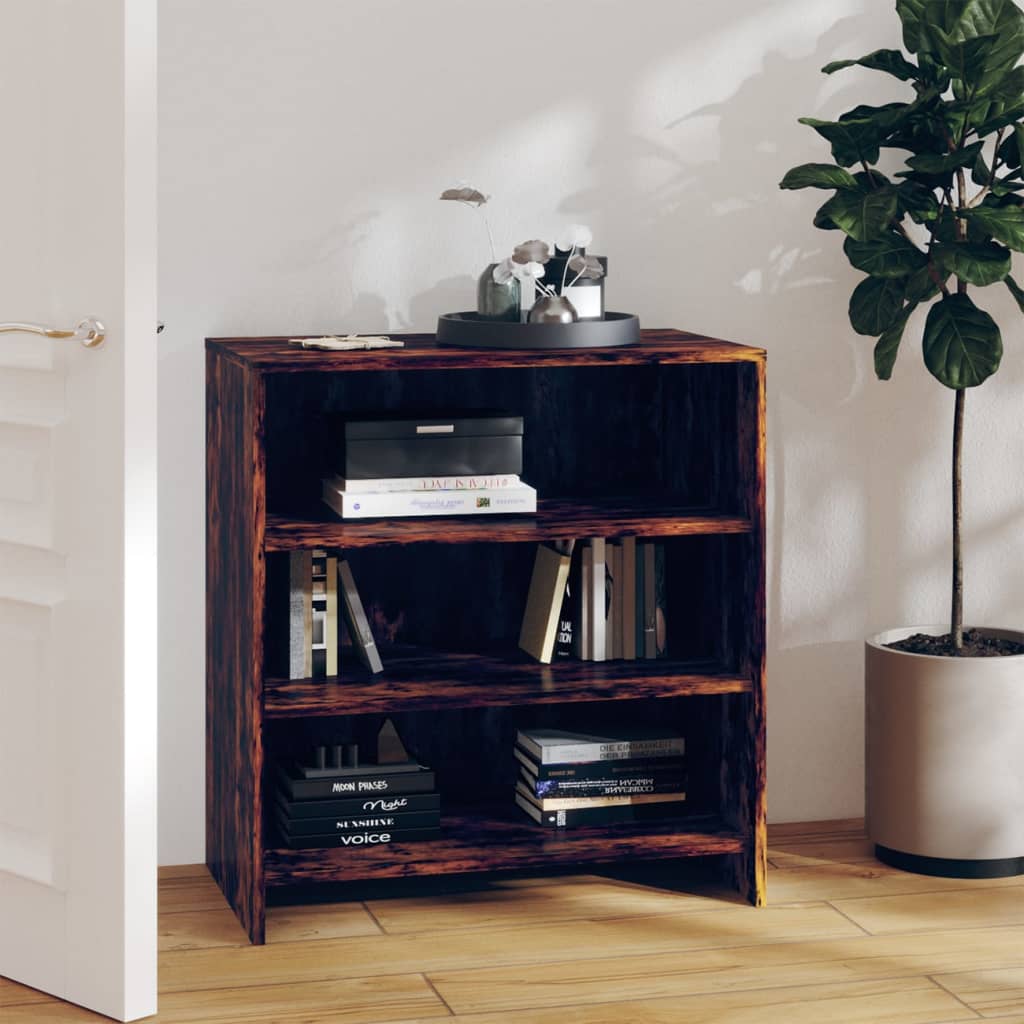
top-left (951, 388), bottom-right (965, 651)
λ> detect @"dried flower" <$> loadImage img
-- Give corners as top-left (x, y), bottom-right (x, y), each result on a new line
top-left (568, 253), bottom-right (605, 281)
top-left (439, 186), bottom-right (489, 207)
top-left (556, 224), bottom-right (593, 250)
top-left (512, 239), bottom-right (551, 265)
top-left (492, 257), bottom-right (516, 285)
top-left (511, 260), bottom-right (547, 282)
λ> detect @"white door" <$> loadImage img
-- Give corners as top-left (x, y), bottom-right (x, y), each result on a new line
top-left (0, 2), bottom-right (157, 1021)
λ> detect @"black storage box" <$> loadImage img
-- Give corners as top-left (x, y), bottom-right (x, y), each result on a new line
top-left (337, 412), bottom-right (524, 479)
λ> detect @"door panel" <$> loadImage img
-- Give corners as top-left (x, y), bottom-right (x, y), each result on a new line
top-left (0, 1), bottom-right (157, 1020)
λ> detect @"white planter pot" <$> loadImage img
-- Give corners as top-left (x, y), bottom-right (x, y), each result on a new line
top-left (865, 625), bottom-right (1024, 877)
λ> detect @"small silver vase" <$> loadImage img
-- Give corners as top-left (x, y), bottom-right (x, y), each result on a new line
top-left (528, 294), bottom-right (579, 324)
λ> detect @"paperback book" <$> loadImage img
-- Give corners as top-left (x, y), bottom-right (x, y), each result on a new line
top-left (513, 747), bottom-right (686, 783)
top-left (514, 781), bottom-right (686, 811)
top-left (517, 765), bottom-right (687, 800)
top-left (328, 474), bottom-right (521, 493)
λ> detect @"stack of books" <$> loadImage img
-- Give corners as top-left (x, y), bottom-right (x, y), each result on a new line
top-left (322, 412), bottom-right (536, 519)
top-left (514, 726), bottom-right (686, 828)
top-left (519, 536), bottom-right (667, 664)
top-left (274, 723), bottom-right (441, 848)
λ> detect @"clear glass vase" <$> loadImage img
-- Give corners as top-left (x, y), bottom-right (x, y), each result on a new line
top-left (477, 264), bottom-right (521, 321)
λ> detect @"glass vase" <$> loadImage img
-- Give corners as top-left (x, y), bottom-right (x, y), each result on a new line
top-left (477, 264), bottom-right (521, 322)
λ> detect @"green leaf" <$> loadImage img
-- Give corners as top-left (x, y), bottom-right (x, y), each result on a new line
top-left (962, 204), bottom-right (1024, 249)
top-left (975, 101), bottom-right (1024, 135)
top-left (897, 0), bottom-right (962, 53)
top-left (928, 31), bottom-right (999, 84)
top-left (849, 276), bottom-right (907, 336)
top-left (944, 0), bottom-right (1024, 87)
top-left (798, 103), bottom-right (909, 166)
top-left (905, 141), bottom-right (984, 174)
top-left (779, 163), bottom-right (860, 190)
top-left (874, 305), bottom-right (916, 379)
top-left (905, 262), bottom-right (948, 303)
top-left (933, 240), bottom-right (1012, 284)
top-left (843, 233), bottom-right (928, 277)
top-left (922, 293), bottom-right (1003, 388)
top-left (1005, 273), bottom-right (1024, 311)
top-left (813, 199), bottom-right (840, 230)
top-left (897, 180), bottom-right (942, 222)
top-left (819, 187), bottom-right (899, 242)
top-left (822, 49), bottom-right (920, 81)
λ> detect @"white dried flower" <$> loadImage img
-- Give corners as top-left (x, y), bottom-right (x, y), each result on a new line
top-left (556, 224), bottom-right (593, 250)
top-left (492, 257), bottom-right (516, 284)
top-left (568, 253), bottom-right (605, 280)
top-left (512, 239), bottom-right (551, 264)
top-left (511, 260), bottom-right (547, 282)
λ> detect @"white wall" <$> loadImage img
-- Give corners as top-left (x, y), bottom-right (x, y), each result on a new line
top-left (159, 0), bottom-right (1024, 863)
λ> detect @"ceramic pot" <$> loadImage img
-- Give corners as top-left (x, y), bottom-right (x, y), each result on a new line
top-left (528, 294), bottom-right (578, 324)
top-left (865, 625), bottom-right (1024, 877)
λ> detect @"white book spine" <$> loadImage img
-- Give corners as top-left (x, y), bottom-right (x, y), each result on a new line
top-left (536, 738), bottom-right (686, 764)
top-left (323, 481), bottom-right (537, 519)
top-left (327, 474), bottom-right (521, 494)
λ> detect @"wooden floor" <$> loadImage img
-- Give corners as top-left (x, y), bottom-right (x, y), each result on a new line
top-left (3, 820), bottom-right (1024, 1023)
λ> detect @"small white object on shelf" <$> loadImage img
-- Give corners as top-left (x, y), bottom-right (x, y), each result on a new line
top-left (288, 335), bottom-right (405, 351)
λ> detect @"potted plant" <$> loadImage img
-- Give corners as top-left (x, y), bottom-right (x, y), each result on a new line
top-left (781, 0), bottom-right (1024, 877)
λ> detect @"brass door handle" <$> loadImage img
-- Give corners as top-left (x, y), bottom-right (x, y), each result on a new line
top-left (0, 317), bottom-right (105, 348)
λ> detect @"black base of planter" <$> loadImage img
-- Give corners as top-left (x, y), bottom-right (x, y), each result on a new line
top-left (437, 311), bottom-right (640, 349)
top-left (876, 844), bottom-right (1024, 879)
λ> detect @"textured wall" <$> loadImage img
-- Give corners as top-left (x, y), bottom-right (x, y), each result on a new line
top-left (159, 0), bottom-right (1024, 863)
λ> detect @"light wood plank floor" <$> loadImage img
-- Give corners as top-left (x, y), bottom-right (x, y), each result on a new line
top-left (3, 820), bottom-right (1024, 1023)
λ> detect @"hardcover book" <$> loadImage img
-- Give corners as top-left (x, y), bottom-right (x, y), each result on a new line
top-left (621, 536), bottom-right (637, 660)
top-left (516, 727), bottom-right (685, 765)
top-left (519, 540), bottom-right (574, 664)
top-left (587, 539), bottom-right (606, 662)
top-left (517, 765), bottom-right (687, 800)
top-left (338, 559), bottom-right (383, 674)
top-left (275, 791), bottom-right (441, 819)
top-left (277, 826), bottom-right (442, 849)
top-left (276, 764), bottom-right (435, 800)
top-left (275, 809), bottom-right (441, 836)
top-left (515, 793), bottom-right (688, 828)
top-left (323, 479), bottom-right (537, 519)
top-left (288, 550), bottom-right (313, 679)
top-left (327, 473), bottom-right (521, 493)
top-left (515, 780), bottom-right (686, 811)
top-left (513, 746), bottom-right (686, 782)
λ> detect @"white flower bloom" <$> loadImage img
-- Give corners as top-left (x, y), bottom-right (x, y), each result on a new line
top-left (556, 224), bottom-right (593, 250)
top-left (492, 257), bottom-right (516, 284)
top-left (512, 260), bottom-right (546, 282)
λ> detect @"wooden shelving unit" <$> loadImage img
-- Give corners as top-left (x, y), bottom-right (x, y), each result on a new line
top-left (207, 329), bottom-right (766, 944)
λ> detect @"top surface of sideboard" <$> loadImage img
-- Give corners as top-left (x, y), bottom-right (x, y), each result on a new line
top-left (205, 330), bottom-right (765, 374)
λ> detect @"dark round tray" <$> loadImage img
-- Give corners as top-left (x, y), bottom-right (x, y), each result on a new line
top-left (436, 311), bottom-right (640, 349)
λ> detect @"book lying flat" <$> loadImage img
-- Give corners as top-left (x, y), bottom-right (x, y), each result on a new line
top-left (513, 746), bottom-right (686, 782)
top-left (276, 826), bottom-right (442, 849)
top-left (276, 809), bottom-right (441, 837)
top-left (276, 764), bottom-right (435, 800)
top-left (323, 479), bottom-right (537, 519)
top-left (515, 781), bottom-right (686, 812)
top-left (275, 791), bottom-right (441, 819)
top-left (515, 792), bottom-right (688, 828)
top-left (516, 728), bottom-right (685, 765)
top-left (518, 766), bottom-right (687, 800)
top-left (326, 473), bottom-right (521, 493)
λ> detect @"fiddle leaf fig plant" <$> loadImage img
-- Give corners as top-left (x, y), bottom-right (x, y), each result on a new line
top-left (780, 0), bottom-right (1024, 653)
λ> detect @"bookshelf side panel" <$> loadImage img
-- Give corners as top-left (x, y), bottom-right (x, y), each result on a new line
top-left (206, 349), bottom-right (267, 942)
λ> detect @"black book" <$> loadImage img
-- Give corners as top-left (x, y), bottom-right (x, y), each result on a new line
top-left (276, 763), bottom-right (435, 800)
top-left (515, 792), bottom-right (688, 828)
top-left (276, 809), bottom-right (441, 837)
top-left (514, 745), bottom-right (685, 782)
top-left (277, 826), bottom-right (442, 849)
top-left (275, 791), bottom-right (441, 820)
top-left (519, 766), bottom-right (686, 800)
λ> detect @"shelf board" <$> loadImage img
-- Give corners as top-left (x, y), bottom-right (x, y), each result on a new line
top-left (208, 330), bottom-right (766, 374)
top-left (264, 648), bottom-right (750, 718)
top-left (264, 809), bottom-right (746, 885)
top-left (264, 497), bottom-right (752, 551)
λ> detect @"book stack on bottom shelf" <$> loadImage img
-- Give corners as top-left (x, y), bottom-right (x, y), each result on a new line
top-left (514, 726), bottom-right (687, 828)
top-left (273, 723), bottom-right (441, 848)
